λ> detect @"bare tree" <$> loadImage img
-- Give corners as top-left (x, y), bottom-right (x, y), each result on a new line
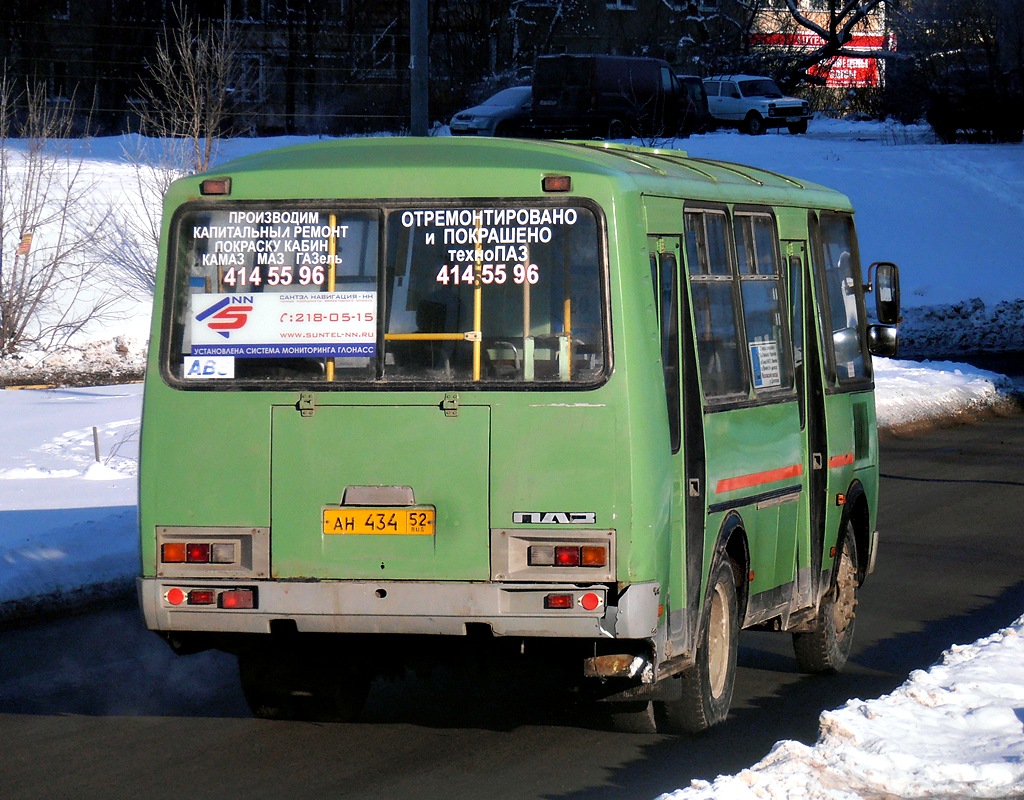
top-left (96, 5), bottom-right (242, 302)
top-left (136, 3), bottom-right (241, 173)
top-left (93, 136), bottom-right (187, 301)
top-left (0, 73), bottom-right (119, 357)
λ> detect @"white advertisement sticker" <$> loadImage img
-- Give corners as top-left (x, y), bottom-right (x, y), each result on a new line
top-left (190, 291), bottom-right (377, 358)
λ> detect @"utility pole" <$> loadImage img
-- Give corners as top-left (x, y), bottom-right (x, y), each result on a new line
top-left (409, 0), bottom-right (429, 136)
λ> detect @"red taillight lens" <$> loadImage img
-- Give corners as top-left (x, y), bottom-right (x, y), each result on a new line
top-left (161, 543), bottom-right (187, 563)
top-left (186, 543), bottom-right (211, 563)
top-left (187, 589), bottom-right (216, 605)
top-left (554, 546), bottom-right (581, 566)
top-left (580, 546), bottom-right (607, 567)
top-left (219, 589), bottom-right (255, 609)
top-left (544, 593), bottom-right (574, 609)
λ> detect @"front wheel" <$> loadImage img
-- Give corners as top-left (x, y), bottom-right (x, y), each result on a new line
top-left (659, 559), bottom-right (739, 733)
top-left (793, 524), bottom-right (859, 673)
top-left (743, 113), bottom-right (766, 135)
top-left (788, 119), bottom-right (808, 135)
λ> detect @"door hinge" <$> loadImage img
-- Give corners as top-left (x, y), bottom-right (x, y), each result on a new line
top-left (442, 392), bottom-right (459, 417)
top-left (297, 392), bottom-right (316, 417)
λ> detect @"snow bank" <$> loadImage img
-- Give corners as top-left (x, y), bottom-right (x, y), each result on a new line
top-left (660, 615), bottom-right (1024, 800)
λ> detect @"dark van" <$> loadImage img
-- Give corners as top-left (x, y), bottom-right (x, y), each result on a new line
top-left (531, 54), bottom-right (687, 139)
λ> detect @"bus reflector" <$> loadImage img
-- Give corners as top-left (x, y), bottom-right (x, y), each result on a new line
top-left (219, 589), bottom-right (255, 609)
top-left (161, 543), bottom-right (187, 563)
top-left (166, 587), bottom-right (186, 605)
top-left (544, 593), bottom-right (574, 609)
top-left (188, 589), bottom-right (216, 605)
top-left (580, 592), bottom-right (601, 611)
top-left (186, 543), bottom-right (211, 563)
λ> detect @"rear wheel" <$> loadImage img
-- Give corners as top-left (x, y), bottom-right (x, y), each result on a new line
top-left (238, 647), bottom-right (371, 722)
top-left (659, 560), bottom-right (739, 733)
top-left (793, 524), bottom-right (859, 673)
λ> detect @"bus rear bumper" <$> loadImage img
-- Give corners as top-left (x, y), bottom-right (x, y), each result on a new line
top-left (138, 577), bottom-right (661, 641)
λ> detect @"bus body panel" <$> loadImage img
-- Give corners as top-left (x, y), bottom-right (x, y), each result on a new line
top-left (270, 403), bottom-right (490, 581)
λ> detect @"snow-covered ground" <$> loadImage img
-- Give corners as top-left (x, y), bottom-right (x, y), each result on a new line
top-left (1, 120), bottom-right (1023, 799)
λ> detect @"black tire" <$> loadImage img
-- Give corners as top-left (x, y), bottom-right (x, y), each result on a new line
top-left (607, 119), bottom-right (627, 139)
top-left (793, 524), bottom-right (859, 674)
top-left (493, 121), bottom-right (512, 137)
top-left (788, 119), bottom-right (808, 135)
top-left (659, 560), bottom-right (739, 733)
top-left (743, 113), bottom-right (766, 136)
top-left (238, 648), bottom-right (370, 722)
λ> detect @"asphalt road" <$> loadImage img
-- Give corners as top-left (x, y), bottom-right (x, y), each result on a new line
top-left (2, 414), bottom-right (1023, 800)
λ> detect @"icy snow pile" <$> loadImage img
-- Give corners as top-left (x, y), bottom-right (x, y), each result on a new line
top-left (659, 616), bottom-right (1024, 800)
top-left (874, 358), bottom-right (1020, 431)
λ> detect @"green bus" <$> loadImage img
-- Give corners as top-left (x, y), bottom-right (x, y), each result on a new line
top-left (138, 137), bottom-right (900, 732)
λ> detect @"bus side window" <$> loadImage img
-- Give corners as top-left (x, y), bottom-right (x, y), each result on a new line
top-left (734, 212), bottom-right (793, 393)
top-left (654, 249), bottom-right (681, 453)
top-left (811, 212), bottom-right (870, 385)
top-left (684, 209), bottom-right (746, 400)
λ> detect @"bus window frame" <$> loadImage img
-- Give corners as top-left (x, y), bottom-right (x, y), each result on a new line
top-left (807, 209), bottom-right (874, 392)
top-left (159, 197), bottom-right (614, 393)
top-left (683, 202), bottom-right (796, 410)
top-left (684, 203), bottom-right (749, 405)
top-left (732, 205), bottom-right (796, 398)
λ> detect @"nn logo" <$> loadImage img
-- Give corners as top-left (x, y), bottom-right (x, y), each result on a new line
top-left (195, 296), bottom-right (253, 338)
top-left (513, 511), bottom-right (597, 525)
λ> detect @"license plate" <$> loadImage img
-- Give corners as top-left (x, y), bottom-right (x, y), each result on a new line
top-left (322, 507), bottom-right (435, 535)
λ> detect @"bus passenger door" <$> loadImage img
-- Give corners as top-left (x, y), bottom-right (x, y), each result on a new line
top-left (651, 237), bottom-right (705, 659)
top-left (785, 240), bottom-right (824, 611)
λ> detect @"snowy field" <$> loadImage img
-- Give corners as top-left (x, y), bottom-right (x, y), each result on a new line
top-left (1, 119), bottom-right (1023, 798)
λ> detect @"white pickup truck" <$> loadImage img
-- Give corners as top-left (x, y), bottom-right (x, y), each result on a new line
top-left (703, 75), bottom-right (811, 135)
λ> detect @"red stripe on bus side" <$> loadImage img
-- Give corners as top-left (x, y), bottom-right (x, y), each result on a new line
top-left (828, 453), bottom-right (855, 469)
top-left (715, 464), bottom-right (803, 494)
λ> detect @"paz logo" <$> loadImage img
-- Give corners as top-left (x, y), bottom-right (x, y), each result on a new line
top-left (195, 296), bottom-right (254, 338)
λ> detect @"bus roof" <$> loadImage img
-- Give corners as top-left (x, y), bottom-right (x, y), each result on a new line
top-left (178, 137), bottom-right (852, 212)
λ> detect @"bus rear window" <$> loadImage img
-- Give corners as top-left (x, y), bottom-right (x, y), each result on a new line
top-left (165, 203), bottom-right (606, 387)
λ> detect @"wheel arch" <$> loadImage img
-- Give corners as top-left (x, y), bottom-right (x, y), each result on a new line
top-left (842, 479), bottom-right (871, 585)
top-left (711, 511), bottom-right (750, 624)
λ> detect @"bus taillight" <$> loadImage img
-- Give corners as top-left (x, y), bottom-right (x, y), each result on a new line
top-left (163, 586), bottom-right (256, 609)
top-left (219, 589), bottom-right (255, 609)
top-left (161, 541), bottom-right (237, 565)
top-left (187, 589), bottom-right (216, 605)
top-left (528, 543), bottom-right (608, 568)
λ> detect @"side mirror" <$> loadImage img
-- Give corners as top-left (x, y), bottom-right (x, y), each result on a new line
top-left (868, 261), bottom-right (900, 325)
top-left (868, 324), bottom-right (899, 358)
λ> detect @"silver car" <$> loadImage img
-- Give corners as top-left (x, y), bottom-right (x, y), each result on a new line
top-left (449, 85), bottom-right (532, 136)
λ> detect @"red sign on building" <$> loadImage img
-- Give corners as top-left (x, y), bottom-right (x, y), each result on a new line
top-left (750, 32), bottom-right (891, 88)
